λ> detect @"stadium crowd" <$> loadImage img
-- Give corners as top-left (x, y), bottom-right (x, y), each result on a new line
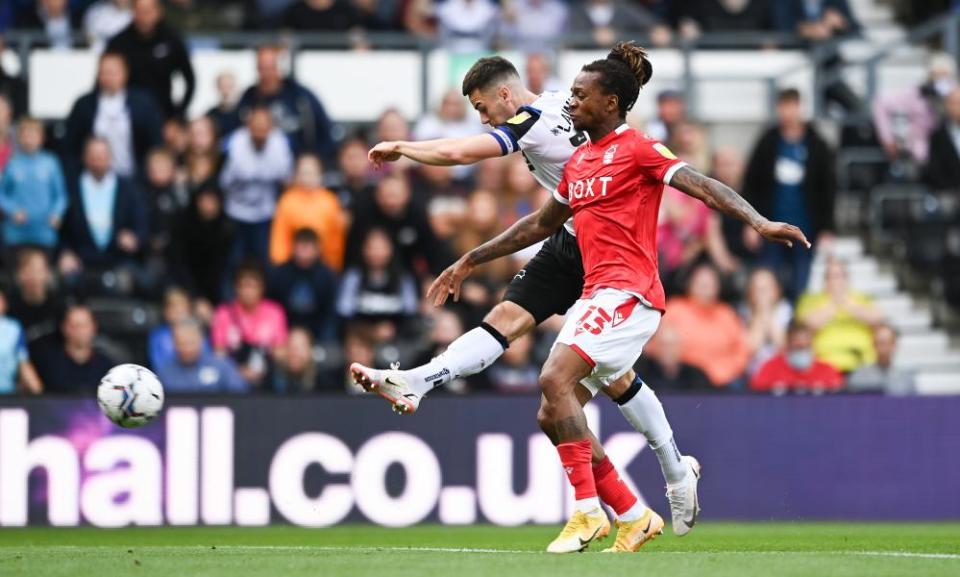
top-left (1, 0), bottom-right (954, 397)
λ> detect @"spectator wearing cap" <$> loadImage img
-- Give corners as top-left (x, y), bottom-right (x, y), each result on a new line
top-left (848, 324), bottom-right (916, 395)
top-left (750, 321), bottom-right (844, 394)
top-left (105, 0), bottom-right (195, 118)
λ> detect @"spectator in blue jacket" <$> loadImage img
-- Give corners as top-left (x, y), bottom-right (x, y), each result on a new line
top-left (235, 44), bottom-right (337, 163)
top-left (63, 50), bottom-right (163, 179)
top-left (58, 137), bottom-right (149, 284)
top-left (157, 317), bottom-right (249, 393)
top-left (0, 117), bottom-right (67, 258)
top-left (268, 227), bottom-right (338, 342)
top-left (0, 288), bottom-right (43, 395)
top-left (147, 286), bottom-right (210, 370)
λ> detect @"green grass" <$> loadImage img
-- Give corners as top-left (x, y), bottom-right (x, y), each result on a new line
top-left (1, 523), bottom-right (959, 577)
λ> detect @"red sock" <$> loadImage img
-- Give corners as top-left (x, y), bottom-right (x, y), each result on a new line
top-left (593, 456), bottom-right (639, 515)
top-left (557, 440), bottom-right (597, 499)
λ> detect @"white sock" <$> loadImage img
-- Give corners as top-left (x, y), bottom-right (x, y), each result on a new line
top-left (404, 325), bottom-right (507, 395)
top-left (618, 501), bottom-right (648, 522)
top-left (617, 379), bottom-right (688, 485)
top-left (574, 497), bottom-right (602, 514)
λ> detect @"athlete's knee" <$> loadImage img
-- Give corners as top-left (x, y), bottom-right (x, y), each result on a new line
top-left (537, 401), bottom-right (558, 442)
top-left (602, 369), bottom-right (635, 401)
top-left (483, 301), bottom-right (536, 342)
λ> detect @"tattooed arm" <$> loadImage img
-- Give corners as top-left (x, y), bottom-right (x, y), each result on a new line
top-left (426, 197), bottom-right (572, 305)
top-left (669, 165), bottom-right (811, 248)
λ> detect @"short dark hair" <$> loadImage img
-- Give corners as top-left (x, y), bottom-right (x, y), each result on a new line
top-left (461, 56), bottom-right (520, 96)
top-left (787, 319), bottom-right (811, 337)
top-left (777, 88), bottom-right (801, 103)
top-left (234, 260), bottom-right (265, 285)
top-left (293, 227), bottom-right (319, 245)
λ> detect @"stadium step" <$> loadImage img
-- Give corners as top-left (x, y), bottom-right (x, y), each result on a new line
top-left (915, 371), bottom-right (960, 395)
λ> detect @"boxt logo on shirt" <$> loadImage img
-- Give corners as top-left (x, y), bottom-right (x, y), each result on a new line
top-left (567, 177), bottom-right (613, 200)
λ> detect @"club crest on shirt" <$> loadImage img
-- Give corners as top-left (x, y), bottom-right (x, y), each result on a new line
top-left (603, 144), bottom-right (618, 165)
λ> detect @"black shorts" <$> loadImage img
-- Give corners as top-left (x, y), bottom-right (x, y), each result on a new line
top-left (503, 228), bottom-right (585, 325)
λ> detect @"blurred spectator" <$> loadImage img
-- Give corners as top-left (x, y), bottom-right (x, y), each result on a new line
top-left (147, 286), bottom-right (209, 370)
top-left (0, 37), bottom-right (27, 119)
top-left (162, 116), bottom-right (189, 163)
top-left (270, 154), bottom-right (346, 270)
top-left (281, 0), bottom-right (363, 32)
top-left (157, 317), bottom-right (248, 393)
top-left (268, 228), bottom-right (338, 341)
top-left (375, 107), bottom-right (410, 144)
top-left (235, 45), bottom-right (336, 162)
top-left (712, 146), bottom-right (760, 262)
top-left (742, 89), bottom-right (835, 300)
top-left (333, 136), bottom-right (374, 211)
top-left (106, 0), bottom-right (195, 118)
top-left (669, 0), bottom-right (773, 40)
top-left (848, 324), bottom-right (916, 395)
top-left (33, 305), bottom-right (116, 393)
top-left (873, 53), bottom-right (955, 167)
top-left (16, 0), bottom-right (73, 50)
top-left (0, 117), bottom-right (67, 257)
top-left (660, 263), bottom-right (752, 387)
top-left (348, 173), bottom-right (448, 274)
top-left (413, 89), bottom-right (482, 180)
top-left (524, 52), bottom-right (562, 94)
top-left (220, 106), bottom-right (293, 267)
top-left (84, 0), bottom-right (133, 52)
top-left (142, 147), bottom-right (188, 259)
top-left (171, 187), bottom-right (235, 304)
top-left (271, 326), bottom-right (318, 392)
top-left (430, 0), bottom-right (500, 52)
top-left (657, 185), bottom-right (736, 293)
top-left (750, 320), bottom-right (844, 393)
top-left (341, 326), bottom-right (374, 391)
top-left (772, 0), bottom-right (861, 112)
top-left (500, 0), bottom-right (567, 52)
top-left (670, 121), bottom-right (712, 173)
top-left (645, 90), bottom-right (686, 144)
top-left (63, 51), bottom-right (163, 179)
top-left (185, 116), bottom-right (222, 192)
top-left (487, 332), bottom-right (538, 393)
top-left (634, 325), bottom-right (712, 391)
top-left (453, 189), bottom-right (516, 284)
top-left (206, 71), bottom-right (240, 137)
top-left (0, 288), bottom-right (43, 394)
top-left (796, 258), bottom-right (884, 373)
top-left (5, 248), bottom-right (64, 352)
top-left (337, 227), bottom-right (418, 337)
top-left (58, 137), bottom-right (149, 288)
top-left (924, 87), bottom-right (960, 191)
top-left (740, 268), bottom-right (792, 375)
top-left (0, 96), bottom-right (13, 174)
top-left (211, 262), bottom-right (288, 387)
top-left (567, 0), bottom-right (667, 48)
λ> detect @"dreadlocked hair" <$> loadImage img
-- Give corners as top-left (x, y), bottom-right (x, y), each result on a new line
top-left (581, 41), bottom-right (652, 117)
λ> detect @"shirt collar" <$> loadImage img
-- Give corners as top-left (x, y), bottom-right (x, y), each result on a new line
top-left (593, 123), bottom-right (630, 148)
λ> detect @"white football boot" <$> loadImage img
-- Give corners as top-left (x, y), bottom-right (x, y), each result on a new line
top-left (350, 362), bottom-right (422, 415)
top-left (666, 455), bottom-right (702, 536)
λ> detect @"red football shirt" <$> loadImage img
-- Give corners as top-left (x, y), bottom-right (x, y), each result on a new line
top-left (554, 124), bottom-right (686, 311)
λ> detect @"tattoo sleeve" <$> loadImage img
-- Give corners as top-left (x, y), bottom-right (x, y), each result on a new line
top-left (466, 197), bottom-right (572, 266)
top-left (670, 165), bottom-right (766, 229)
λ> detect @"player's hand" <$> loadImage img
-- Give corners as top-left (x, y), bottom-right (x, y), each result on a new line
top-left (368, 141), bottom-right (402, 169)
top-left (756, 220), bottom-right (811, 249)
top-left (426, 256), bottom-right (475, 307)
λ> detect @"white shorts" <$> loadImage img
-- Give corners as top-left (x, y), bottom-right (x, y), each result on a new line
top-left (554, 288), bottom-right (662, 395)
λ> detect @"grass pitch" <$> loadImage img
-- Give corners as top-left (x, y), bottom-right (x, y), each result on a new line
top-left (2, 523), bottom-right (959, 577)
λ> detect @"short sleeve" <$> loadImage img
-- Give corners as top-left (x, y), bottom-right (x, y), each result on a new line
top-left (490, 106), bottom-right (542, 156)
top-left (635, 138), bottom-right (687, 184)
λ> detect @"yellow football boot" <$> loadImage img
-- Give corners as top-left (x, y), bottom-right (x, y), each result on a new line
top-left (545, 508), bottom-right (611, 553)
top-left (602, 508), bottom-right (665, 553)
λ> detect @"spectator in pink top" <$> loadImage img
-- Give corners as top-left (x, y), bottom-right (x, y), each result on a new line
top-left (211, 261), bottom-right (288, 388)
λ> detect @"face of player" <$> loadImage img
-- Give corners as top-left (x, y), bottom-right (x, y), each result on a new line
top-left (568, 71), bottom-right (617, 133)
top-left (468, 87), bottom-right (516, 127)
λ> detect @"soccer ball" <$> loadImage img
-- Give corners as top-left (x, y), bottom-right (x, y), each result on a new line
top-left (97, 364), bottom-right (165, 428)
